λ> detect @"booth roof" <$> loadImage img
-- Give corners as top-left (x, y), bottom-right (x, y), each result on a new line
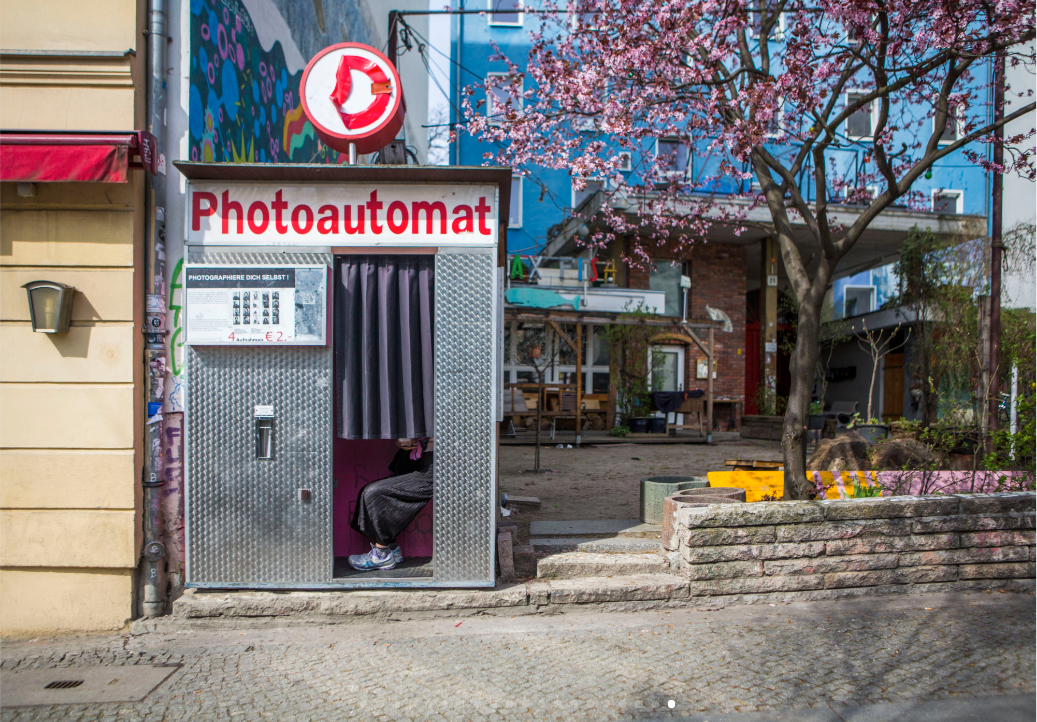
top-left (174, 161), bottom-right (511, 202)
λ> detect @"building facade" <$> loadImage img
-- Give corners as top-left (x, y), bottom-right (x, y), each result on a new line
top-left (452, 2), bottom-right (1015, 425)
top-left (1, 0), bottom-right (430, 635)
top-left (0, 0), bottom-right (147, 635)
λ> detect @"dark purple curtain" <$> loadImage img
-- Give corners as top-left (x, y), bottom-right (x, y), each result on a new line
top-left (336, 256), bottom-right (434, 439)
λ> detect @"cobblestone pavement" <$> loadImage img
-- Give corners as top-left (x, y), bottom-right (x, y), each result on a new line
top-left (1, 591), bottom-right (1033, 721)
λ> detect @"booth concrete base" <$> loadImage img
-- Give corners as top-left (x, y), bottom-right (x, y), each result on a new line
top-left (130, 575), bottom-right (1036, 633)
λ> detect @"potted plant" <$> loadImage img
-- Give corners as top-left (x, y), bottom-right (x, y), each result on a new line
top-left (849, 415), bottom-right (890, 444)
top-left (604, 304), bottom-right (660, 436)
top-left (628, 417), bottom-right (649, 434)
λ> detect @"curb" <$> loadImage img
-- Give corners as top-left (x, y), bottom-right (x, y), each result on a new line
top-left (129, 575), bottom-right (1035, 634)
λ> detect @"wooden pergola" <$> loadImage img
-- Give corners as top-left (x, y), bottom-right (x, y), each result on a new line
top-left (503, 307), bottom-right (724, 444)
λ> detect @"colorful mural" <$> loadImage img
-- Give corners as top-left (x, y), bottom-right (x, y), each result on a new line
top-left (189, 0), bottom-right (340, 164)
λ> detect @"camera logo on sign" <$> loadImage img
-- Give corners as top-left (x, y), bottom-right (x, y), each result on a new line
top-left (300, 43), bottom-right (405, 155)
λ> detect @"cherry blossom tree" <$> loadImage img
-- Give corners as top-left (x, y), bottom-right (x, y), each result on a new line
top-left (465, 0), bottom-right (1035, 499)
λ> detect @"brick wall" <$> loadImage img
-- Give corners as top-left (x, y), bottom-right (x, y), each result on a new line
top-left (669, 493), bottom-right (1036, 601)
top-left (624, 239), bottom-right (747, 413)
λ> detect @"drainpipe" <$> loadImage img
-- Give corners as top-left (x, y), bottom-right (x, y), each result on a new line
top-left (141, 0), bottom-right (169, 617)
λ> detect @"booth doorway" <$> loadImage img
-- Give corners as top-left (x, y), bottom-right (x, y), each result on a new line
top-left (331, 254), bottom-right (436, 582)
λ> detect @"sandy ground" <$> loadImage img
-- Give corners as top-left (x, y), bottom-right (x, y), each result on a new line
top-left (499, 438), bottom-right (783, 523)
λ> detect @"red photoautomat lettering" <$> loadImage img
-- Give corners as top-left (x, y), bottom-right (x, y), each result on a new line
top-left (222, 191), bottom-right (243, 233)
top-left (451, 204), bottom-right (473, 234)
top-left (272, 190), bottom-right (289, 234)
top-left (366, 190), bottom-right (383, 234)
top-left (412, 201), bottom-right (447, 234)
top-left (343, 204), bottom-right (365, 234)
top-left (475, 197), bottom-right (492, 235)
top-left (317, 205), bottom-right (339, 234)
top-left (192, 191), bottom-right (217, 231)
top-left (247, 201), bottom-right (270, 233)
top-left (291, 204), bottom-right (314, 234)
top-left (386, 201), bottom-right (408, 234)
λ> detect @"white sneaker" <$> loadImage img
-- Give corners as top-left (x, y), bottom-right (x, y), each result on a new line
top-left (347, 545), bottom-right (396, 571)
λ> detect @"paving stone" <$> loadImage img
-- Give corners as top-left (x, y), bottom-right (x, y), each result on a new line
top-left (513, 544), bottom-right (536, 579)
top-left (763, 553), bottom-right (899, 576)
top-left (535, 552), bottom-right (668, 578)
top-left (679, 525), bottom-right (777, 547)
top-left (680, 542), bottom-right (825, 564)
top-left (955, 492), bottom-right (1036, 515)
top-left (824, 565), bottom-right (957, 589)
top-left (685, 574), bottom-right (826, 596)
top-left (825, 533), bottom-right (959, 556)
top-left (821, 496), bottom-right (960, 521)
top-left (678, 501), bottom-right (824, 529)
top-left (529, 537), bottom-right (662, 554)
top-left (960, 530), bottom-right (1036, 548)
top-left (899, 547), bottom-right (1030, 567)
top-left (776, 518), bottom-right (913, 542)
top-left (957, 562), bottom-right (1036, 580)
top-left (911, 513), bottom-right (1036, 533)
top-left (679, 560), bottom-right (764, 581)
top-left (544, 574), bottom-right (689, 603)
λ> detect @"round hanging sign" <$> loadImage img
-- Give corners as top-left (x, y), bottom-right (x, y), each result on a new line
top-left (300, 43), bottom-right (405, 155)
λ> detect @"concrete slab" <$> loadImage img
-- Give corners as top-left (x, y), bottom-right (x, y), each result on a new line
top-left (536, 552), bottom-right (670, 578)
top-left (0, 665), bottom-right (179, 707)
top-left (531, 537), bottom-right (663, 554)
top-left (529, 519), bottom-right (662, 537)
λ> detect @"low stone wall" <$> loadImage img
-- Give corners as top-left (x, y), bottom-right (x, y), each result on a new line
top-left (674, 492), bottom-right (1036, 598)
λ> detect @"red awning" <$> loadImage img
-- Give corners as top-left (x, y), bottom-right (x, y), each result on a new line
top-left (0, 131), bottom-right (157, 183)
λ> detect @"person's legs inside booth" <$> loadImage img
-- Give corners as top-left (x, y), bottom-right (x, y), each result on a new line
top-left (348, 437), bottom-right (433, 570)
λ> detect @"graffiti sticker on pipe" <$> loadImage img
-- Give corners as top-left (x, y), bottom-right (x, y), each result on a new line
top-left (185, 265), bottom-right (326, 346)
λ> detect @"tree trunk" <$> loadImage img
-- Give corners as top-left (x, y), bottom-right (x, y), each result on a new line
top-left (782, 293), bottom-right (823, 500)
top-left (867, 355), bottom-right (879, 421)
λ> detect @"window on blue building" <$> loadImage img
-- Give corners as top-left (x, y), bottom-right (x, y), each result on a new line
top-left (572, 179), bottom-right (603, 210)
top-left (932, 190), bottom-right (962, 215)
top-left (656, 139), bottom-right (689, 176)
top-left (764, 98), bottom-right (784, 138)
top-left (843, 286), bottom-right (875, 317)
top-left (571, 0), bottom-right (598, 30)
top-left (845, 92), bottom-right (875, 140)
top-left (936, 111), bottom-right (960, 144)
top-left (509, 176), bottom-right (523, 228)
top-left (488, 0), bottom-right (523, 26)
top-left (751, 1), bottom-right (785, 41)
top-left (487, 73), bottom-right (522, 124)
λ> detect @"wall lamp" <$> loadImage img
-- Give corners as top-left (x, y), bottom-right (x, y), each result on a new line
top-left (22, 281), bottom-right (76, 334)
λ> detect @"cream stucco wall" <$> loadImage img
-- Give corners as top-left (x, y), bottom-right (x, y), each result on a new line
top-left (0, 0), bottom-right (145, 637)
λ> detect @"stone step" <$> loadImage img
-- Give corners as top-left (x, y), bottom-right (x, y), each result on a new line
top-left (528, 519), bottom-right (662, 539)
top-left (530, 537), bottom-right (663, 554)
top-left (536, 552), bottom-right (670, 579)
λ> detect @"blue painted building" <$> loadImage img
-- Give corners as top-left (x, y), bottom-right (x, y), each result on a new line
top-left (450, 2), bottom-right (1003, 421)
top-left (450, 2), bottom-right (994, 259)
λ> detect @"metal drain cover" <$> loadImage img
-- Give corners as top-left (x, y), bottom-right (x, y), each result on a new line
top-left (0, 665), bottom-right (179, 707)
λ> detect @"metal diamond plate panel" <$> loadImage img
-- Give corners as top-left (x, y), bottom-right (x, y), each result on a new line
top-left (186, 344), bottom-right (333, 585)
top-left (187, 252), bottom-right (332, 266)
top-left (433, 252), bottom-right (497, 583)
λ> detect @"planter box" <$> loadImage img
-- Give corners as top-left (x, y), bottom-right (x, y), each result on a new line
top-left (741, 415), bottom-right (783, 440)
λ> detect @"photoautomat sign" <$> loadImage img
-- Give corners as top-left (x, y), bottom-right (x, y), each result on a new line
top-left (186, 181), bottom-right (499, 247)
top-left (185, 265), bottom-right (327, 346)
